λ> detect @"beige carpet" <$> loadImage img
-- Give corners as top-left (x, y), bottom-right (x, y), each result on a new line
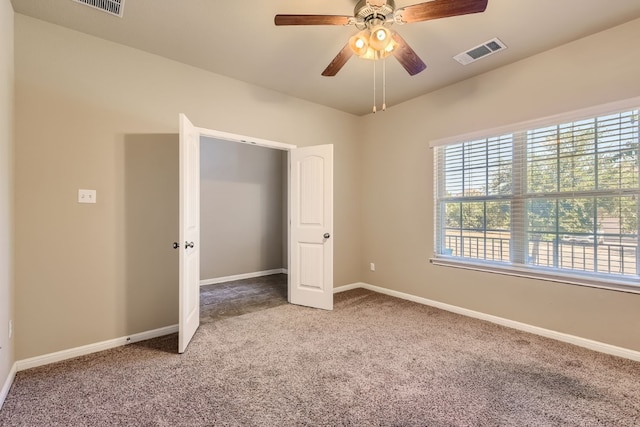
top-left (1, 288), bottom-right (639, 426)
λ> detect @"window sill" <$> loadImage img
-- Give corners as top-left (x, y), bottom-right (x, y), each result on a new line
top-left (430, 256), bottom-right (640, 295)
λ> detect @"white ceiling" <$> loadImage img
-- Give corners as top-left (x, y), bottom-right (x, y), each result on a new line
top-left (11, 0), bottom-right (640, 116)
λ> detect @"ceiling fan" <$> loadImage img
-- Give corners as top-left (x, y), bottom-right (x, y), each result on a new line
top-left (275, 0), bottom-right (489, 77)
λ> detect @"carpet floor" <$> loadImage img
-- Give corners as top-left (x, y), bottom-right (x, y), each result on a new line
top-left (1, 288), bottom-right (639, 426)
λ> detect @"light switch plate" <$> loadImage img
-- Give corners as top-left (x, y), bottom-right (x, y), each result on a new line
top-left (78, 189), bottom-right (97, 204)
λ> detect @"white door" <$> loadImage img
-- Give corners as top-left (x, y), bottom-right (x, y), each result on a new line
top-left (289, 144), bottom-right (334, 310)
top-left (178, 114), bottom-right (200, 353)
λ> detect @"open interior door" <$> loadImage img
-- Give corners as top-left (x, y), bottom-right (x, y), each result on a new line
top-left (178, 114), bottom-right (200, 353)
top-left (289, 144), bottom-right (334, 310)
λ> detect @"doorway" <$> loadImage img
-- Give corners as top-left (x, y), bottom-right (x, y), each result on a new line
top-left (199, 137), bottom-right (288, 323)
top-left (178, 114), bottom-right (334, 352)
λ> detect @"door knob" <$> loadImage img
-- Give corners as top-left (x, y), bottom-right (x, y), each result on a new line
top-left (172, 242), bottom-right (180, 249)
top-left (185, 241), bottom-right (195, 249)
top-left (323, 233), bottom-right (330, 239)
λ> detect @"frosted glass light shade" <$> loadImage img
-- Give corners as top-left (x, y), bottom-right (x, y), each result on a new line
top-left (349, 31), bottom-right (370, 57)
top-left (368, 25), bottom-right (391, 51)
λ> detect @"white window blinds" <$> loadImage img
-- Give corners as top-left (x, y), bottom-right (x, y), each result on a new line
top-left (433, 100), bottom-right (640, 291)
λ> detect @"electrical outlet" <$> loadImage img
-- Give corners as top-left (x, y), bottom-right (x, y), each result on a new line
top-left (370, 262), bottom-right (375, 272)
top-left (8, 319), bottom-right (12, 339)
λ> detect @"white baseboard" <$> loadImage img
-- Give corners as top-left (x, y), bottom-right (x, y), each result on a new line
top-left (200, 268), bottom-right (287, 286)
top-left (333, 282), bottom-right (365, 293)
top-left (16, 324), bottom-right (178, 372)
top-left (0, 362), bottom-right (17, 410)
top-left (338, 282), bottom-right (640, 362)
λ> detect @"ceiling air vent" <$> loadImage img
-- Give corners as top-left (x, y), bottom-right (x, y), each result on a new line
top-left (453, 37), bottom-right (507, 66)
top-left (71, 0), bottom-right (124, 17)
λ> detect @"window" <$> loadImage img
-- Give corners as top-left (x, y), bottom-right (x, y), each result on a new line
top-left (433, 101), bottom-right (640, 292)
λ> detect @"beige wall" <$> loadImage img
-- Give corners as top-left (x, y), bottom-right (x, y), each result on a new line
top-left (14, 15), bottom-right (362, 360)
top-left (359, 18), bottom-right (640, 351)
top-left (200, 138), bottom-right (286, 279)
top-left (0, 0), bottom-right (14, 400)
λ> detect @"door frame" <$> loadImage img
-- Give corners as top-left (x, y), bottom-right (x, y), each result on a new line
top-left (192, 125), bottom-right (296, 301)
top-left (182, 119), bottom-right (334, 353)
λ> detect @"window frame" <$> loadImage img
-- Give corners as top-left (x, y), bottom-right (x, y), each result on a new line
top-left (430, 97), bottom-right (640, 294)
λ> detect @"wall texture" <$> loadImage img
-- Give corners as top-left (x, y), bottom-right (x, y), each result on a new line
top-left (359, 18), bottom-right (640, 351)
top-left (200, 138), bottom-right (286, 280)
top-left (0, 0), bottom-right (15, 404)
top-left (14, 15), bottom-right (362, 360)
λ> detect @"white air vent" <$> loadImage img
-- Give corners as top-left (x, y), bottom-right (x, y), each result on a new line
top-left (453, 38), bottom-right (507, 66)
top-left (71, 0), bottom-right (124, 17)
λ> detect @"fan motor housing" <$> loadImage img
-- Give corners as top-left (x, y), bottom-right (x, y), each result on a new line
top-left (354, 0), bottom-right (396, 23)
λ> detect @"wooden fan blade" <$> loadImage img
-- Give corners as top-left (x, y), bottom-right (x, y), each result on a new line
top-left (321, 44), bottom-right (354, 76)
top-left (399, 0), bottom-right (488, 23)
top-left (274, 14), bottom-right (351, 26)
top-left (391, 33), bottom-right (427, 76)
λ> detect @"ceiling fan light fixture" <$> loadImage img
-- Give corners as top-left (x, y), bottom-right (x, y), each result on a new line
top-left (349, 25), bottom-right (392, 59)
top-left (368, 25), bottom-right (392, 51)
top-left (349, 30), bottom-right (370, 56)
top-left (374, 27), bottom-right (387, 41)
top-left (384, 39), bottom-right (397, 53)
top-left (359, 47), bottom-right (378, 60)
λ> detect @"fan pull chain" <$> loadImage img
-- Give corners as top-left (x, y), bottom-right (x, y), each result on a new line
top-left (372, 60), bottom-right (377, 114)
top-left (382, 58), bottom-right (386, 112)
